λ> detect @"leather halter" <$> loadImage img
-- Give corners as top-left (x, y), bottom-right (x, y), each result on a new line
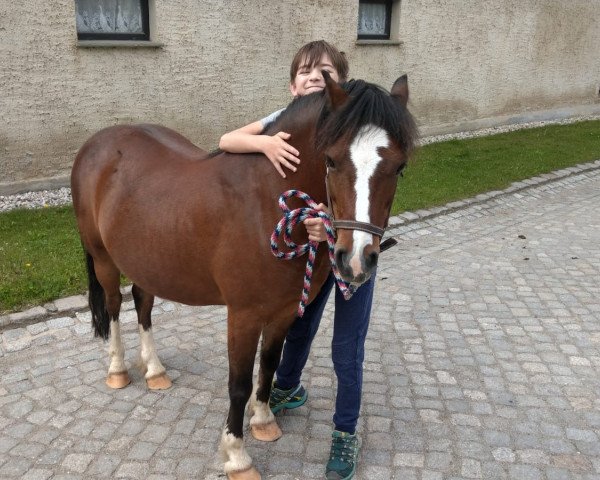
top-left (332, 219), bottom-right (385, 237)
top-left (325, 170), bottom-right (386, 238)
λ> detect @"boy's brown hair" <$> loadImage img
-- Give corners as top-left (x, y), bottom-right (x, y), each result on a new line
top-left (289, 40), bottom-right (349, 83)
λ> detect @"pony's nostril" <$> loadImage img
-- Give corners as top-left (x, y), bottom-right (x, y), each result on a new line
top-left (366, 251), bottom-right (379, 269)
top-left (335, 248), bottom-right (347, 267)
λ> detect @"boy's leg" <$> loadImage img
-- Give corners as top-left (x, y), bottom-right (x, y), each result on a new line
top-left (325, 271), bottom-right (375, 479)
top-left (331, 270), bottom-right (376, 434)
top-left (275, 273), bottom-right (335, 389)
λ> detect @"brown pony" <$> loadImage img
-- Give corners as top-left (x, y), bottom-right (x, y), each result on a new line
top-left (71, 72), bottom-right (416, 480)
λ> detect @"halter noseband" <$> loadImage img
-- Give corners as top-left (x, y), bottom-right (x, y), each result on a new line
top-left (325, 171), bottom-right (386, 238)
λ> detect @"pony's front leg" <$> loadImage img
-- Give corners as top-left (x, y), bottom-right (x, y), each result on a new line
top-left (132, 284), bottom-right (172, 390)
top-left (249, 322), bottom-right (288, 442)
top-left (220, 319), bottom-right (262, 480)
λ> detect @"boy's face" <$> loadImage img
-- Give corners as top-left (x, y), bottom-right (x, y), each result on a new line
top-left (290, 54), bottom-right (340, 97)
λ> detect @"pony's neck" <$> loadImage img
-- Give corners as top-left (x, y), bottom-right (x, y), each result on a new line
top-left (265, 97), bottom-right (327, 196)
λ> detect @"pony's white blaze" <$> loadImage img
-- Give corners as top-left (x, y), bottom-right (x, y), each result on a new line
top-left (348, 124), bottom-right (389, 275)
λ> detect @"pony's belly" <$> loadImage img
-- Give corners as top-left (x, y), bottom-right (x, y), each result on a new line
top-left (106, 241), bottom-right (224, 306)
top-left (123, 264), bottom-right (224, 306)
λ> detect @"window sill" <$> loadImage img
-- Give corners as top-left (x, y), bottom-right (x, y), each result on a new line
top-left (77, 40), bottom-right (164, 48)
top-left (355, 39), bottom-right (403, 46)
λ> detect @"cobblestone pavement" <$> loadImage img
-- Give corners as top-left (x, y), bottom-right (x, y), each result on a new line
top-left (1, 166), bottom-right (600, 479)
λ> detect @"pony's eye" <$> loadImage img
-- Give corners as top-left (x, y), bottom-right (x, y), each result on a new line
top-left (396, 164), bottom-right (406, 177)
top-left (325, 155), bottom-right (335, 169)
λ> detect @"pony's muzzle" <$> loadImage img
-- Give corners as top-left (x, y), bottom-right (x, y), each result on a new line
top-left (335, 244), bottom-right (379, 285)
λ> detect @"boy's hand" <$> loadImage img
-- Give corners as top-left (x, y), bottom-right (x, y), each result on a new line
top-left (261, 132), bottom-right (300, 178)
top-left (303, 203), bottom-right (329, 242)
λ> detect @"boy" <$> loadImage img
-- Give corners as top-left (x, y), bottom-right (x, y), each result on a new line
top-left (219, 40), bottom-right (375, 480)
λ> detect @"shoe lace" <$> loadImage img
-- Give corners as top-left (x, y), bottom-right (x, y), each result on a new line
top-left (270, 388), bottom-right (288, 403)
top-left (330, 435), bottom-right (357, 461)
top-left (270, 384), bottom-right (298, 404)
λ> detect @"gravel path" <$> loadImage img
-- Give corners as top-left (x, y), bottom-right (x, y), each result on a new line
top-left (1, 115), bottom-right (598, 213)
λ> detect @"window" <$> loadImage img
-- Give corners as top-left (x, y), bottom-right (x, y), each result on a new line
top-left (75, 0), bottom-right (150, 41)
top-left (357, 0), bottom-right (393, 40)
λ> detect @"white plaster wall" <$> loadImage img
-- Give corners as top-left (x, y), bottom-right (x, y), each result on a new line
top-left (1, 0), bottom-right (599, 190)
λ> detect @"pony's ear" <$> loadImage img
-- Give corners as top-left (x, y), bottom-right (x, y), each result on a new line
top-left (323, 70), bottom-right (348, 110)
top-left (391, 74), bottom-right (409, 107)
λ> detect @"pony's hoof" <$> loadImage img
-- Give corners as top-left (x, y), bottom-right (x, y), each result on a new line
top-left (146, 373), bottom-right (172, 390)
top-left (250, 421), bottom-right (282, 442)
top-left (106, 372), bottom-right (131, 389)
top-left (227, 466), bottom-right (261, 480)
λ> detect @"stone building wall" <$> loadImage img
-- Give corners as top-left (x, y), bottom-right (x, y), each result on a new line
top-left (1, 0), bottom-right (599, 192)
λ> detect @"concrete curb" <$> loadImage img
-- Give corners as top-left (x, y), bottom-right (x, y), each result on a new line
top-left (0, 286), bottom-right (133, 332)
top-left (1, 158), bottom-right (599, 332)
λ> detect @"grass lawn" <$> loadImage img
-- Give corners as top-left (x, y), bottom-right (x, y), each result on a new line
top-left (1, 119), bottom-right (599, 313)
top-left (0, 205), bottom-right (86, 313)
top-left (394, 120), bottom-right (600, 213)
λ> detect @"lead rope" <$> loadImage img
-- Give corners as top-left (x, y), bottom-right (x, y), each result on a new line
top-left (270, 190), bottom-right (355, 317)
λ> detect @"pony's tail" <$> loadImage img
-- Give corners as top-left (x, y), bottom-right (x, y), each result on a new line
top-left (85, 251), bottom-right (110, 340)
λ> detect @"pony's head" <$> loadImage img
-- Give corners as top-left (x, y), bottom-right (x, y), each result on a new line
top-left (316, 72), bottom-right (418, 285)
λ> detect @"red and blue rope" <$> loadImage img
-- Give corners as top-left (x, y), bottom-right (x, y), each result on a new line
top-left (270, 190), bottom-right (355, 317)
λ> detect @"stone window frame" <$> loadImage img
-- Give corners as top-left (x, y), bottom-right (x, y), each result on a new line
top-left (356, 0), bottom-right (403, 46)
top-left (75, 0), bottom-right (162, 48)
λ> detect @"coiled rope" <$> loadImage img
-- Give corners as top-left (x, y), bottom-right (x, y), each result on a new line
top-left (270, 190), bottom-right (355, 317)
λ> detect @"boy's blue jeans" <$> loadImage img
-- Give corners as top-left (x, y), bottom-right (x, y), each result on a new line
top-left (275, 270), bottom-right (375, 434)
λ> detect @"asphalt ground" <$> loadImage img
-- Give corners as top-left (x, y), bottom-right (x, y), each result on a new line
top-left (1, 162), bottom-right (600, 479)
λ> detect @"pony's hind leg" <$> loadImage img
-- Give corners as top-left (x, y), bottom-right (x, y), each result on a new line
top-left (249, 322), bottom-right (288, 442)
top-left (88, 252), bottom-right (131, 389)
top-left (106, 313), bottom-right (131, 389)
top-left (132, 284), bottom-right (172, 390)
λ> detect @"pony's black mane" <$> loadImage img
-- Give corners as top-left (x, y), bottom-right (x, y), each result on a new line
top-left (205, 147), bottom-right (224, 159)
top-left (267, 79), bottom-right (418, 154)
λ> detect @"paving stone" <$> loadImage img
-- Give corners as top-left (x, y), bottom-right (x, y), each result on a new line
top-left (0, 457), bottom-right (33, 476)
top-left (21, 469), bottom-right (53, 480)
top-left (61, 453), bottom-right (94, 473)
top-left (394, 452), bottom-right (425, 468)
top-left (125, 440), bottom-right (157, 460)
top-left (86, 453), bottom-right (121, 477)
top-left (46, 317), bottom-right (76, 329)
top-left (114, 461), bottom-right (150, 478)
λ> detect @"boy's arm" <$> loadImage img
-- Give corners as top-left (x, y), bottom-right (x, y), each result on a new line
top-left (219, 121), bottom-right (301, 178)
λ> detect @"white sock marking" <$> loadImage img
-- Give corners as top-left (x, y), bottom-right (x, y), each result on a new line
top-left (108, 319), bottom-right (126, 374)
top-left (138, 325), bottom-right (166, 378)
top-left (220, 429), bottom-right (252, 473)
top-left (250, 399), bottom-right (275, 426)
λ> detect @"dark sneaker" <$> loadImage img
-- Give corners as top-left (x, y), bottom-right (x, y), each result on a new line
top-left (269, 383), bottom-right (307, 413)
top-left (325, 430), bottom-right (359, 480)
